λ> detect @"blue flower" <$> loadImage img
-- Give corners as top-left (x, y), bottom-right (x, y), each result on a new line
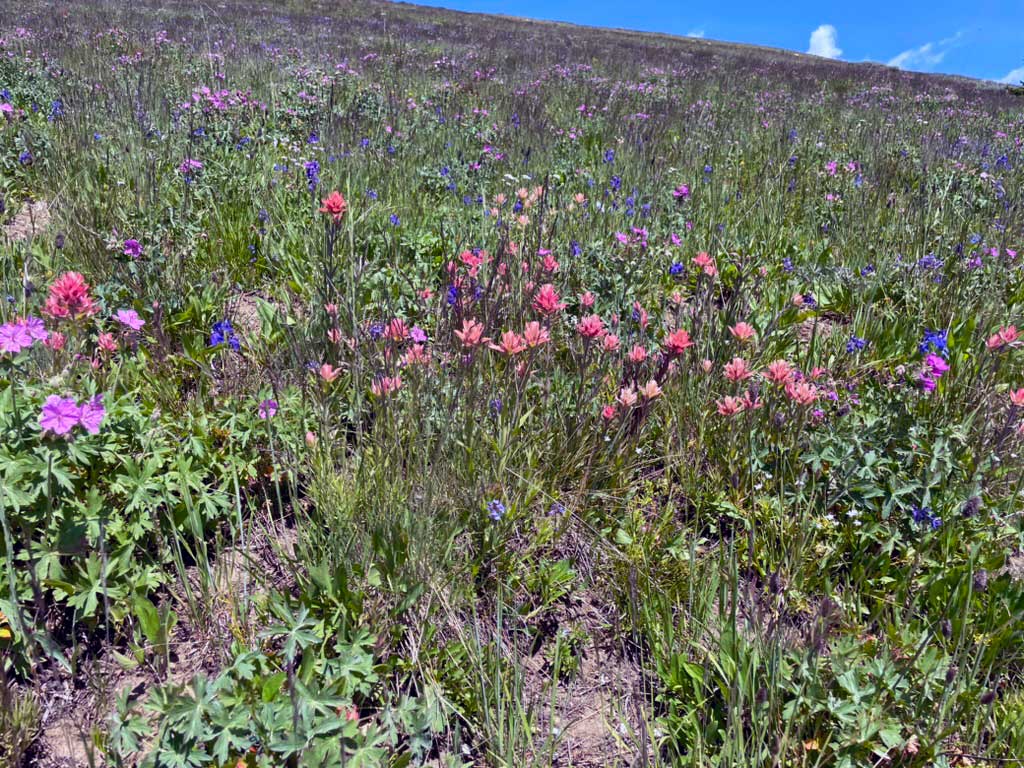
top-left (912, 505), bottom-right (931, 525)
top-left (366, 189), bottom-right (378, 200)
top-left (783, 257), bottom-right (794, 273)
top-left (210, 319), bottom-right (240, 351)
top-left (669, 262), bottom-right (684, 276)
top-left (389, 214), bottom-right (400, 226)
top-left (603, 149), bottom-right (615, 164)
top-left (304, 160), bottom-right (320, 191)
top-left (446, 285), bottom-right (459, 306)
top-left (919, 329), bottom-right (948, 357)
top-left (487, 500), bottom-right (506, 521)
top-left (846, 335), bottom-right (868, 353)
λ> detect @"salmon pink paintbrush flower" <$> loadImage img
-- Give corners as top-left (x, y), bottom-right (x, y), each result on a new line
top-left (716, 396), bottom-right (745, 416)
top-left (764, 359), bottom-right (795, 384)
top-left (522, 321), bottom-right (550, 348)
top-left (43, 272), bottom-right (99, 320)
top-left (490, 330), bottom-right (527, 356)
top-left (663, 328), bottom-right (694, 356)
top-left (987, 325), bottom-right (1019, 349)
top-left (532, 283), bottom-right (566, 315)
top-left (454, 318), bottom-right (489, 348)
top-left (729, 322), bottom-right (756, 343)
top-left (319, 191), bottom-right (348, 221)
top-left (785, 380), bottom-right (819, 405)
top-left (723, 357), bottom-right (753, 382)
top-left (577, 314), bottom-right (606, 339)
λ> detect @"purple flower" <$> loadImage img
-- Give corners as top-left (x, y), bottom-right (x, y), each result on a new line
top-left (21, 316), bottom-right (48, 341)
top-left (78, 395), bottom-right (106, 434)
top-left (178, 158), bottom-right (203, 176)
top-left (410, 325), bottom-right (428, 343)
top-left (0, 322), bottom-right (33, 353)
top-left (925, 354), bottom-right (949, 377)
top-left (40, 395), bottom-right (82, 436)
top-left (258, 399), bottom-right (278, 419)
top-left (115, 309), bottom-right (145, 331)
top-left (123, 239), bottom-right (142, 258)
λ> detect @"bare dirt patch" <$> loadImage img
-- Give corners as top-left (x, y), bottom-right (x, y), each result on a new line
top-left (3, 200), bottom-right (52, 242)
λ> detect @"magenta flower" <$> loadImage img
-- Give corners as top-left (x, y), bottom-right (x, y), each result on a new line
top-left (78, 395), bottom-right (106, 435)
top-left (115, 309), bottom-right (145, 331)
top-left (123, 239), bottom-right (142, 258)
top-left (925, 354), bottom-right (950, 377)
top-left (0, 322), bottom-right (33, 353)
top-left (179, 158), bottom-right (203, 176)
top-left (21, 316), bottom-right (48, 341)
top-left (258, 399), bottom-right (278, 419)
top-left (39, 395), bottom-right (82, 436)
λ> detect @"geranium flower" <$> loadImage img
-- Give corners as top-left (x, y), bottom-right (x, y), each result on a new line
top-left (115, 309), bottom-right (145, 331)
top-left (39, 396), bottom-right (82, 436)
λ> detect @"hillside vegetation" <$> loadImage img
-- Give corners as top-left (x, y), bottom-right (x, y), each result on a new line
top-left (1, 1), bottom-right (1023, 766)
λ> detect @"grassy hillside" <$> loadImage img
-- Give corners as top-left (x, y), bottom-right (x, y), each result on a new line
top-left (1, 1), bottom-right (1023, 766)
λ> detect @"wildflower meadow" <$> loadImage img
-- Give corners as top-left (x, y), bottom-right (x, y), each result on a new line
top-left (1, 1), bottom-right (1023, 766)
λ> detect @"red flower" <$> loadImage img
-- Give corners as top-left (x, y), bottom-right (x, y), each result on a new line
top-left (532, 284), bottom-right (566, 315)
top-left (577, 314), bottom-right (606, 339)
top-left (663, 328), bottom-right (694, 357)
top-left (43, 272), bottom-right (99, 320)
top-left (319, 191), bottom-right (348, 222)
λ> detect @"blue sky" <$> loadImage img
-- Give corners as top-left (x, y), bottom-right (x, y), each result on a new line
top-left (409, 0), bottom-right (1024, 84)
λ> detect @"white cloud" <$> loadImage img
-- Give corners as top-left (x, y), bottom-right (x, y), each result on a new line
top-left (998, 66), bottom-right (1024, 84)
top-left (807, 25), bottom-right (841, 59)
top-left (887, 32), bottom-right (963, 71)
top-left (686, 29), bottom-right (705, 39)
